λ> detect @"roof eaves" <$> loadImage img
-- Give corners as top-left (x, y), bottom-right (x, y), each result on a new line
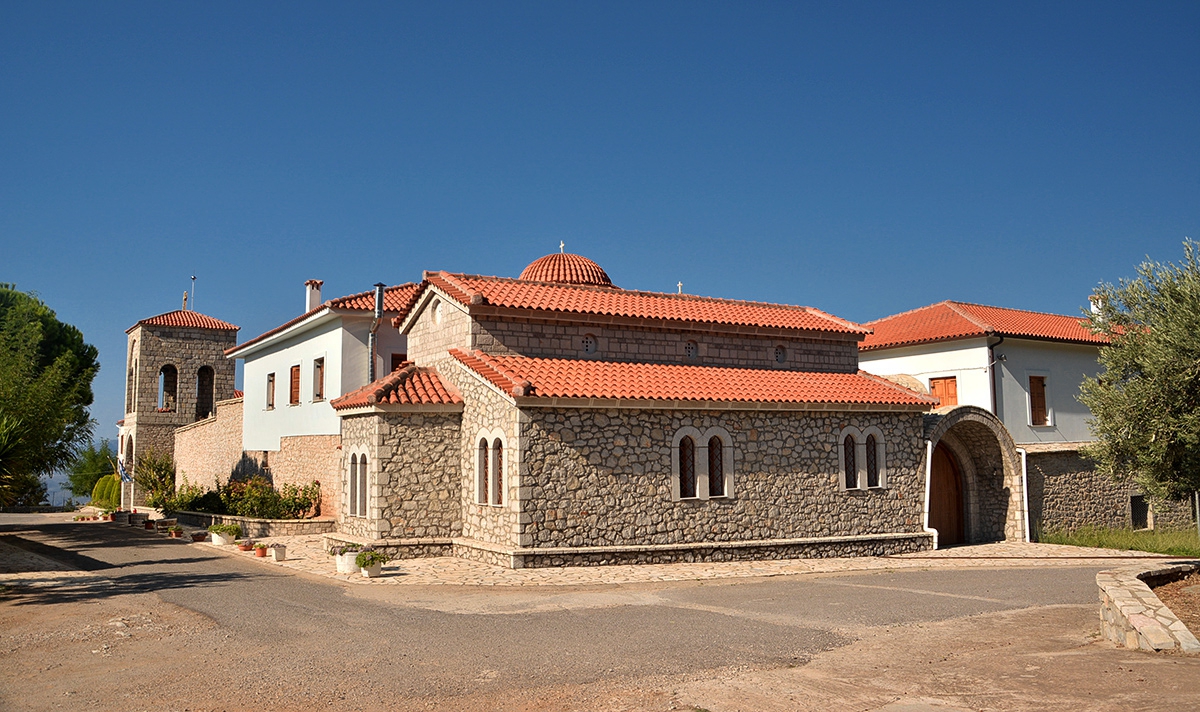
top-left (225, 306), bottom-right (336, 358)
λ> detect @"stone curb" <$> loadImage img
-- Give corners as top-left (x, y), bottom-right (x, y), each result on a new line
top-left (1097, 561), bottom-right (1200, 654)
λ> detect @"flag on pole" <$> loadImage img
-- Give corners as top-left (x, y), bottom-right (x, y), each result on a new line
top-left (117, 458), bottom-right (132, 483)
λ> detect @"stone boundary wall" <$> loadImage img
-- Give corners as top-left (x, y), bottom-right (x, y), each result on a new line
top-left (322, 533), bottom-right (453, 560)
top-left (1098, 561), bottom-right (1200, 653)
top-left (1027, 449), bottom-right (1196, 533)
top-left (175, 511), bottom-right (337, 538)
top-left (174, 397), bottom-right (244, 489)
top-left (0, 506), bottom-right (74, 513)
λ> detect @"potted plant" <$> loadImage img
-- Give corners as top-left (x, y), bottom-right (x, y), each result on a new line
top-left (237, 539), bottom-right (255, 552)
top-left (190, 531), bottom-right (209, 542)
top-left (254, 542), bottom-right (268, 557)
top-left (268, 544), bottom-right (287, 562)
top-left (167, 525), bottom-right (184, 539)
top-left (207, 524), bottom-right (242, 546)
top-left (355, 549), bottom-right (389, 578)
top-left (329, 544), bottom-right (362, 574)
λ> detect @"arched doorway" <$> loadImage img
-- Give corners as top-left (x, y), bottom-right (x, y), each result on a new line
top-left (929, 442), bottom-right (965, 546)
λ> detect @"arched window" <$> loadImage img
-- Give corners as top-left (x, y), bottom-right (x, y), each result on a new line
top-left (357, 455), bottom-right (368, 517)
top-left (477, 438), bottom-right (489, 504)
top-left (195, 366), bottom-right (215, 421)
top-left (679, 436), bottom-right (697, 498)
top-left (708, 436), bottom-right (724, 497)
top-left (349, 454), bottom-right (359, 517)
top-left (774, 345), bottom-right (787, 364)
top-left (684, 340), bottom-right (699, 360)
top-left (866, 434), bottom-right (879, 488)
top-left (581, 333), bottom-right (597, 355)
top-left (125, 435), bottom-right (134, 473)
top-left (843, 435), bottom-right (857, 490)
top-left (158, 365), bottom-right (178, 412)
top-left (491, 438), bottom-right (504, 505)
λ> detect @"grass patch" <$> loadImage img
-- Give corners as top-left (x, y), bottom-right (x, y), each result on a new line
top-left (1039, 526), bottom-right (1200, 557)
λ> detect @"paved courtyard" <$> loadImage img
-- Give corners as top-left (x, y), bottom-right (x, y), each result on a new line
top-left (2, 513), bottom-right (1198, 711)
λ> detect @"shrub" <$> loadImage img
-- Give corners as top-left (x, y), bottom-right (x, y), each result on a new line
top-left (221, 476), bottom-right (320, 519)
top-left (328, 544), bottom-right (362, 556)
top-left (207, 523), bottom-right (242, 537)
top-left (90, 474), bottom-right (120, 509)
top-left (161, 476), bottom-right (225, 515)
top-left (134, 449), bottom-right (176, 509)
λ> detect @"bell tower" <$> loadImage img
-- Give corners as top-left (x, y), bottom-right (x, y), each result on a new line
top-left (117, 309), bottom-right (239, 475)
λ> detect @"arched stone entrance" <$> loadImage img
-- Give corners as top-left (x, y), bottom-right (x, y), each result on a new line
top-left (924, 406), bottom-right (1025, 547)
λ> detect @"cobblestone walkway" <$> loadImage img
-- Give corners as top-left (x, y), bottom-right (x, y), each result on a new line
top-left (191, 530), bottom-right (1182, 587)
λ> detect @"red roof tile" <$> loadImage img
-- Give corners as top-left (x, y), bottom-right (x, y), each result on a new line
top-left (232, 390), bottom-right (244, 398)
top-left (331, 363), bottom-right (462, 410)
top-left (129, 310), bottom-right (238, 332)
top-left (229, 282), bottom-right (422, 356)
top-left (860, 301), bottom-right (1108, 351)
top-left (519, 253), bottom-right (614, 286)
top-left (424, 272), bottom-right (868, 335)
top-left (449, 349), bottom-right (935, 407)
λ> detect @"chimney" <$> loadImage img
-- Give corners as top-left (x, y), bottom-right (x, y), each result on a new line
top-left (305, 279), bottom-right (324, 312)
top-left (368, 283), bottom-right (385, 382)
top-left (1089, 295), bottom-right (1103, 315)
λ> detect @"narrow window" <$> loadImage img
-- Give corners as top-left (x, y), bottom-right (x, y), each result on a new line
top-left (266, 373), bottom-right (276, 409)
top-left (581, 334), bottom-right (597, 355)
top-left (679, 436), bottom-right (697, 498)
top-left (195, 366), bottom-right (215, 420)
top-left (774, 345), bottom-right (787, 364)
top-left (929, 376), bottom-right (958, 407)
top-left (491, 438), bottom-right (503, 505)
top-left (843, 435), bottom-right (858, 489)
top-left (477, 439), bottom-right (489, 504)
top-left (390, 353), bottom-right (406, 372)
top-left (158, 365), bottom-right (178, 411)
top-left (289, 365), bottom-right (301, 405)
top-left (358, 455), bottom-right (369, 517)
top-left (866, 434), bottom-right (879, 488)
top-left (313, 358), bottom-right (325, 401)
top-left (708, 436), bottom-right (724, 497)
top-left (1130, 495), bottom-right (1149, 530)
top-left (1029, 376), bottom-right (1048, 426)
top-left (349, 454), bottom-right (359, 517)
top-left (684, 340), bottom-right (699, 360)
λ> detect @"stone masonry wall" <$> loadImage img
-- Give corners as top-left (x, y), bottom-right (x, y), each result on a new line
top-left (1028, 450), bottom-right (1195, 533)
top-left (174, 397), bottom-right (244, 489)
top-left (437, 362), bottom-right (522, 547)
top-left (338, 411), bottom-right (462, 541)
top-left (473, 317), bottom-right (860, 373)
top-left (405, 295), bottom-right (472, 367)
top-left (520, 408), bottom-right (928, 549)
top-left (264, 435), bottom-right (341, 519)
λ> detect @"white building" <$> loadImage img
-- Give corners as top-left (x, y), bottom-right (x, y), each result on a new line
top-left (857, 300), bottom-right (1107, 445)
top-left (225, 280), bottom-right (418, 451)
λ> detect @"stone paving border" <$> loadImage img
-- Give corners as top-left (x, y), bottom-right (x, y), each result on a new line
top-left (1098, 561), bottom-right (1200, 654)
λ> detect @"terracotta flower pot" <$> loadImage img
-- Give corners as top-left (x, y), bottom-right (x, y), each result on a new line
top-left (144, 521), bottom-right (155, 530)
top-left (254, 548), bottom-right (267, 557)
top-left (237, 543), bottom-right (253, 552)
top-left (191, 532), bottom-right (208, 542)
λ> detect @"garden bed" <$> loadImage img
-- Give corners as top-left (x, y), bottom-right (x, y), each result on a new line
top-left (174, 511), bottom-right (336, 538)
top-left (1152, 570), bottom-right (1200, 639)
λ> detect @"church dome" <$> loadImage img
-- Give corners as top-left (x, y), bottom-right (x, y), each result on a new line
top-left (519, 252), bottom-right (614, 287)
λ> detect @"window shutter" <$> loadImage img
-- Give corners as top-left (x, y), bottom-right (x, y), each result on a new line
top-left (930, 377), bottom-right (957, 407)
top-left (1029, 376), bottom-right (1047, 425)
top-left (290, 365), bottom-right (301, 405)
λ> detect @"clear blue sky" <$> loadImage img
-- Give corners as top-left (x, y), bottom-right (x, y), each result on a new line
top-left (3, 2), bottom-right (1198, 465)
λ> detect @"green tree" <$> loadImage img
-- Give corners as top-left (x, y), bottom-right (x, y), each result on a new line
top-left (0, 285), bottom-right (99, 504)
top-left (1080, 239), bottom-right (1200, 501)
top-left (68, 439), bottom-right (117, 498)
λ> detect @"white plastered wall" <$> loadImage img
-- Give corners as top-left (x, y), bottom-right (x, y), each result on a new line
top-left (993, 339), bottom-right (1100, 444)
top-left (858, 338), bottom-right (992, 408)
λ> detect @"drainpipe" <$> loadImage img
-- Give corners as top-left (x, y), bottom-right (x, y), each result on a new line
top-left (368, 283), bottom-right (385, 382)
top-left (1017, 447), bottom-right (1030, 542)
top-left (987, 334), bottom-right (1005, 415)
top-left (923, 439), bottom-right (939, 550)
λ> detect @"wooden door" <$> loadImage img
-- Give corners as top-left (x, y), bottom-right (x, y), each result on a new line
top-left (930, 376), bottom-right (958, 407)
top-left (929, 443), bottom-right (964, 546)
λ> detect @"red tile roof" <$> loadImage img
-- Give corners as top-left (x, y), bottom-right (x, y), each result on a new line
top-left (331, 362), bottom-right (462, 410)
top-left (233, 390), bottom-right (244, 398)
top-left (423, 272), bottom-right (869, 335)
top-left (519, 253), bottom-right (614, 286)
top-left (449, 349), bottom-right (936, 407)
top-left (129, 310), bottom-right (239, 333)
top-left (228, 282), bottom-right (422, 356)
top-left (860, 301), bottom-right (1108, 351)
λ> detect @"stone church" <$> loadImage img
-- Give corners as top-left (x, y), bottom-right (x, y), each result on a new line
top-left (137, 251), bottom-right (1034, 567)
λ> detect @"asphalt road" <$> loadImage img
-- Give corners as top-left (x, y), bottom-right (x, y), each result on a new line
top-left (0, 516), bottom-right (1107, 708)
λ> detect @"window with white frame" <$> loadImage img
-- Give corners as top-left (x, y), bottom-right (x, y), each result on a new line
top-left (1028, 373), bottom-right (1051, 426)
top-left (671, 426), bottom-right (733, 500)
top-left (475, 431), bottom-right (506, 506)
top-left (348, 454), bottom-right (359, 517)
top-left (348, 453), bottom-right (369, 518)
top-left (357, 454), bottom-right (368, 517)
top-left (838, 426), bottom-right (887, 490)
